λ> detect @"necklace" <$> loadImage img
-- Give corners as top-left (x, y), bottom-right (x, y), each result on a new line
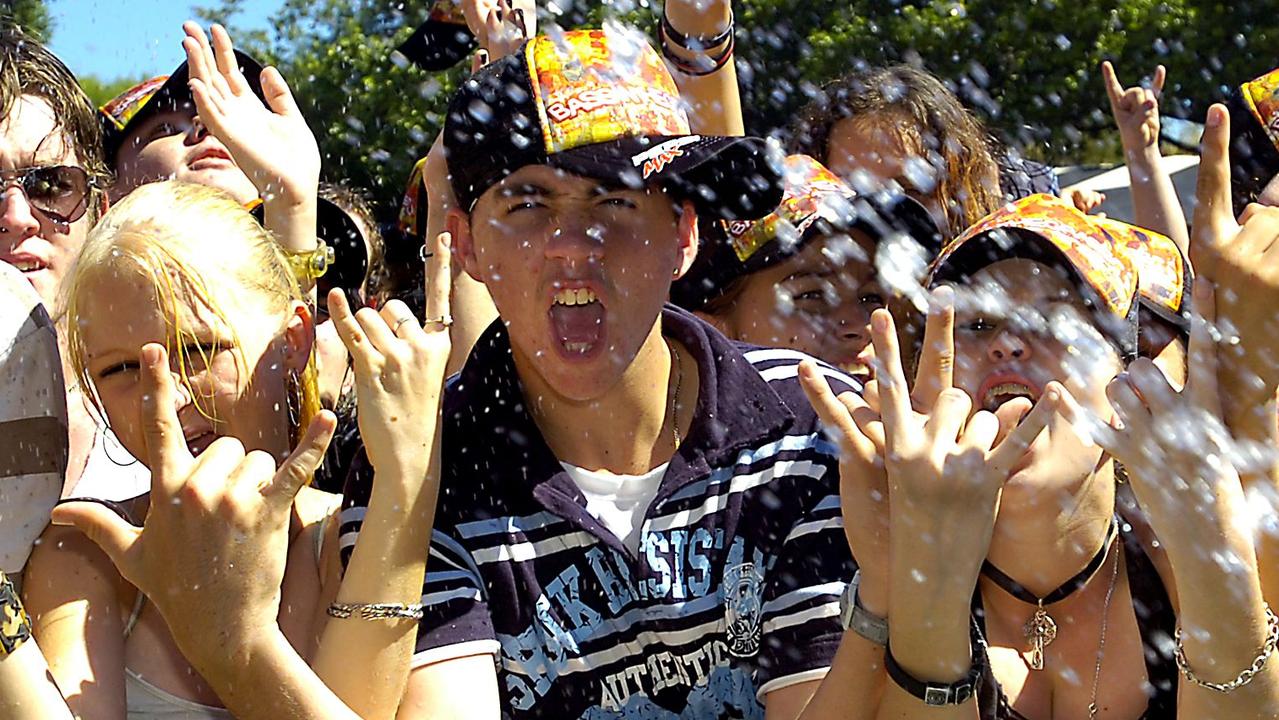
top-left (668, 341), bottom-right (683, 451)
top-left (981, 518), bottom-right (1118, 670)
top-left (1088, 537), bottom-right (1122, 720)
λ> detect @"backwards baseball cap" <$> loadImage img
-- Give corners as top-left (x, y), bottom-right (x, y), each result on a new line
top-left (927, 194), bottom-right (1140, 358)
top-left (99, 49), bottom-right (265, 166)
top-left (443, 28), bottom-right (783, 219)
top-left (397, 1), bottom-right (478, 72)
top-left (1227, 66), bottom-right (1279, 208)
top-left (672, 154), bottom-right (942, 310)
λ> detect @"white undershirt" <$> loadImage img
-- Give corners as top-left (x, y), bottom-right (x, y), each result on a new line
top-left (560, 461), bottom-right (669, 555)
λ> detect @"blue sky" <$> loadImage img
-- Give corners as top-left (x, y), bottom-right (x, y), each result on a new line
top-left (49, 0), bottom-right (286, 82)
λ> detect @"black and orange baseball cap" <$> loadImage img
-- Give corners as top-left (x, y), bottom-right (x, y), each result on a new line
top-left (443, 28), bottom-right (783, 219)
top-left (672, 154), bottom-right (941, 309)
top-left (927, 194), bottom-right (1140, 357)
top-left (1227, 67), bottom-right (1279, 210)
top-left (1097, 217), bottom-right (1192, 335)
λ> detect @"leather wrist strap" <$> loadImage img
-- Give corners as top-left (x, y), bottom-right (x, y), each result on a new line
top-left (884, 619), bottom-right (986, 706)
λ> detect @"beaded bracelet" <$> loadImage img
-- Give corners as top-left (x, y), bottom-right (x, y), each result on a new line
top-left (659, 9), bottom-right (734, 51)
top-left (657, 8), bottom-right (735, 77)
top-left (1175, 604), bottom-right (1279, 693)
top-left (327, 602), bottom-right (426, 621)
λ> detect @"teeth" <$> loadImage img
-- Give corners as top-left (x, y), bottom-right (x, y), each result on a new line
top-left (564, 341), bottom-right (592, 353)
top-left (553, 287), bottom-right (599, 306)
top-left (983, 382), bottom-right (1035, 407)
top-left (9, 260), bottom-right (42, 272)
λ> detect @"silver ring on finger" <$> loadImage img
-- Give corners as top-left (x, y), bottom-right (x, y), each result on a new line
top-left (424, 314), bottom-right (454, 328)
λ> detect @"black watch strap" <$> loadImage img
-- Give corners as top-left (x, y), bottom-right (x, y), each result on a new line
top-left (884, 621), bottom-right (986, 706)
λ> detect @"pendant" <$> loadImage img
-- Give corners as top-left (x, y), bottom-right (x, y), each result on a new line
top-left (1023, 602), bottom-right (1058, 671)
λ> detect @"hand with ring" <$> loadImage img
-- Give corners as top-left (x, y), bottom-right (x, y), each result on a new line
top-left (328, 231), bottom-right (454, 475)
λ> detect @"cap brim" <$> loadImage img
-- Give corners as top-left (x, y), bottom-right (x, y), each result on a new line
top-left (104, 50), bottom-right (267, 164)
top-left (550, 135), bottom-right (785, 221)
top-left (398, 18), bottom-right (478, 72)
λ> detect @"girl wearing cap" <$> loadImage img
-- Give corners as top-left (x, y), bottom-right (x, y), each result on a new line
top-left (24, 181), bottom-right (452, 720)
top-left (674, 153), bottom-right (941, 375)
top-left (799, 192), bottom-right (1279, 718)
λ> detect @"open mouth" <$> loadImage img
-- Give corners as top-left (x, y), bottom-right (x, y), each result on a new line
top-left (5, 257), bottom-right (46, 274)
top-left (979, 378), bottom-right (1040, 412)
top-left (189, 148), bottom-right (235, 170)
top-left (548, 285), bottom-right (605, 358)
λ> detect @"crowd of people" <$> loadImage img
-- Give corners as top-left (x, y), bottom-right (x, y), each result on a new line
top-left (2, 0), bottom-right (1279, 718)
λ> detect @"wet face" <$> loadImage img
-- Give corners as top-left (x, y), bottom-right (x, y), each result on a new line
top-left (454, 165), bottom-right (694, 401)
top-left (950, 258), bottom-right (1122, 493)
top-left (0, 96), bottom-right (96, 307)
top-left (712, 232), bottom-right (882, 374)
top-left (825, 118), bottom-right (947, 231)
top-left (80, 266), bottom-right (311, 464)
top-left (113, 106), bottom-right (258, 204)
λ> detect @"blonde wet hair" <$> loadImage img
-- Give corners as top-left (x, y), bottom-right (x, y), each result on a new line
top-left (61, 180), bottom-right (321, 451)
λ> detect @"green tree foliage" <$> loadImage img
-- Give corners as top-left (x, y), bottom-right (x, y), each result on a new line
top-left (1, 0), bottom-right (52, 41)
top-left (197, 0), bottom-right (1279, 219)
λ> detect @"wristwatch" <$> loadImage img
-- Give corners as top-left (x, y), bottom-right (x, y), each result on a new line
top-left (0, 570), bottom-right (31, 656)
top-left (838, 569), bottom-right (889, 646)
top-left (283, 243), bottom-right (336, 281)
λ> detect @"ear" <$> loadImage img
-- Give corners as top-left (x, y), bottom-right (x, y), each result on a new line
top-left (446, 207), bottom-right (486, 284)
top-left (673, 200), bottom-right (699, 279)
top-left (282, 301), bottom-right (316, 374)
top-left (97, 191), bottom-right (110, 217)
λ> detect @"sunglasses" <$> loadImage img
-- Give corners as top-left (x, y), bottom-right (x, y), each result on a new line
top-left (0, 166), bottom-right (94, 223)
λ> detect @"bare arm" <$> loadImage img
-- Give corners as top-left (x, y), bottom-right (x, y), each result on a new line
top-left (22, 525), bottom-right (128, 720)
top-left (1102, 62), bottom-right (1189, 251)
top-left (662, 0), bottom-right (744, 136)
top-left (396, 654), bottom-right (502, 719)
top-left (0, 570), bottom-right (74, 720)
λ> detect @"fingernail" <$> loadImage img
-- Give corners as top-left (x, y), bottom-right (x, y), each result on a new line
top-left (930, 285), bottom-right (954, 312)
top-left (1207, 106), bottom-right (1223, 128)
top-left (141, 345), bottom-right (161, 365)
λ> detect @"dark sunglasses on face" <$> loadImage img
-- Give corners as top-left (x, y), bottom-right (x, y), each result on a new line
top-left (0, 166), bottom-right (93, 223)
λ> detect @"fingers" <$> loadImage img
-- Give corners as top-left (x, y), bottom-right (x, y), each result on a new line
top-left (140, 344), bottom-right (193, 496)
top-left (328, 287), bottom-right (373, 369)
top-left (1101, 60), bottom-right (1124, 108)
top-left (49, 502), bottom-right (143, 580)
top-left (1055, 383), bottom-right (1120, 451)
top-left (262, 410), bottom-right (337, 507)
top-left (869, 309), bottom-right (911, 438)
top-left (423, 231), bottom-right (454, 333)
top-left (799, 361), bottom-right (880, 463)
top-left (911, 286), bottom-right (955, 412)
top-left (1191, 104), bottom-right (1234, 276)
top-left (209, 24), bottom-right (251, 96)
top-left (1151, 65), bottom-right (1166, 98)
top-left (1186, 279), bottom-right (1222, 414)
top-left (988, 383), bottom-right (1060, 476)
top-left (260, 66), bottom-right (302, 118)
top-left (924, 387), bottom-right (972, 446)
top-left (381, 300), bottom-right (421, 340)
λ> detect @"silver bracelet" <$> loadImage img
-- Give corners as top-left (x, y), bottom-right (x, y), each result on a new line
top-left (1175, 604), bottom-right (1279, 693)
top-left (327, 602), bottom-right (426, 621)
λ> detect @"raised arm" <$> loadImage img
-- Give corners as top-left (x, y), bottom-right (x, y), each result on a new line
top-left (308, 236), bottom-right (453, 719)
top-left (1066, 280), bottom-right (1279, 717)
top-left (182, 23), bottom-right (322, 265)
top-left (49, 349), bottom-right (363, 720)
top-left (1102, 61), bottom-right (1189, 251)
top-left (660, 0), bottom-right (744, 136)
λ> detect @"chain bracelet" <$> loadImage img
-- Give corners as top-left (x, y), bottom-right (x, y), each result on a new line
top-left (1175, 604), bottom-right (1279, 693)
top-left (327, 602), bottom-right (426, 621)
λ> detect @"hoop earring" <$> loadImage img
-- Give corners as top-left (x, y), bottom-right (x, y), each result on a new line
top-left (286, 370), bottom-right (302, 441)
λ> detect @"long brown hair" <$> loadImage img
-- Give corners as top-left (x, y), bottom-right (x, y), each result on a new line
top-left (791, 65), bottom-right (1004, 238)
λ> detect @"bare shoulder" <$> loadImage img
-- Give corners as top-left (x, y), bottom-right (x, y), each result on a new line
top-left (22, 522), bottom-right (126, 618)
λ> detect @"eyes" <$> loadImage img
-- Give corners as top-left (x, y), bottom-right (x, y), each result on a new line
top-left (146, 122), bottom-right (184, 142)
top-left (96, 341), bottom-right (229, 381)
top-left (504, 194), bottom-right (640, 216)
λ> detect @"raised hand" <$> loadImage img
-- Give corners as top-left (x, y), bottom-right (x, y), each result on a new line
top-left (182, 22), bottom-right (320, 208)
top-left (1190, 105), bottom-right (1279, 418)
top-left (1103, 61), bottom-right (1165, 153)
top-left (48, 344), bottom-right (335, 666)
top-left (328, 231), bottom-right (454, 479)
top-left (462, 0), bottom-right (535, 63)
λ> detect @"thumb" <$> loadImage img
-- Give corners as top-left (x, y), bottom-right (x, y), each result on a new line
top-left (263, 410), bottom-right (337, 508)
top-left (50, 501), bottom-right (142, 575)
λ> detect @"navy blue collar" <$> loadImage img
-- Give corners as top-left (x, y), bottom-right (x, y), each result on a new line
top-left (445, 305), bottom-right (797, 553)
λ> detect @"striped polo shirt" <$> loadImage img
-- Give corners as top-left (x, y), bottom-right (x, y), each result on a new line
top-left (340, 306), bottom-right (860, 718)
